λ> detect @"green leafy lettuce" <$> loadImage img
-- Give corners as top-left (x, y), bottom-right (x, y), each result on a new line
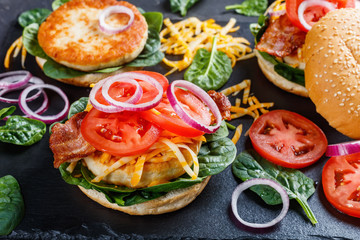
top-left (0, 175), bottom-right (24, 236)
top-left (184, 36), bottom-right (232, 91)
top-left (18, 8), bottom-right (52, 28)
top-left (226, 0), bottom-right (268, 16)
top-left (169, 0), bottom-right (200, 17)
top-left (232, 150), bottom-right (317, 224)
top-left (52, 0), bottom-right (71, 10)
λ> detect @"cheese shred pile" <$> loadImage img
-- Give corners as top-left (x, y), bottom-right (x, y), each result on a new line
top-left (160, 17), bottom-right (253, 76)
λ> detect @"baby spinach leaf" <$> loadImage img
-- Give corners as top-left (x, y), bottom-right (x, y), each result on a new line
top-left (169, 0), bottom-right (200, 17)
top-left (93, 66), bottom-right (123, 73)
top-left (0, 175), bottom-right (24, 236)
top-left (204, 120), bottom-right (229, 142)
top-left (52, 0), bottom-right (71, 11)
top-left (0, 106), bottom-right (15, 120)
top-left (59, 162), bottom-right (94, 190)
top-left (0, 116), bottom-right (46, 146)
top-left (126, 50), bottom-right (164, 67)
top-left (18, 8), bottom-right (52, 28)
top-left (138, 28), bottom-right (162, 58)
top-left (143, 12), bottom-right (163, 33)
top-left (22, 23), bottom-right (48, 59)
top-left (232, 150), bottom-right (318, 224)
top-left (184, 37), bottom-right (232, 91)
top-left (43, 58), bottom-right (87, 79)
top-left (68, 97), bottom-right (89, 119)
top-left (226, 0), bottom-right (268, 16)
top-left (198, 137), bottom-right (237, 177)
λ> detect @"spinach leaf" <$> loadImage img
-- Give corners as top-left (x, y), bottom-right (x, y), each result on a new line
top-left (0, 116), bottom-right (46, 146)
top-left (169, 0), bottom-right (200, 17)
top-left (198, 137), bottom-right (237, 177)
top-left (232, 150), bottom-right (318, 224)
top-left (258, 51), bottom-right (305, 86)
top-left (0, 175), bottom-right (24, 236)
top-left (93, 66), bottom-right (123, 73)
top-left (137, 28), bottom-right (162, 58)
top-left (143, 12), bottom-right (163, 33)
top-left (18, 8), bottom-right (51, 28)
top-left (59, 162), bottom-right (94, 189)
top-left (43, 58), bottom-right (87, 79)
top-left (204, 120), bottom-right (229, 142)
top-left (22, 23), bottom-right (48, 59)
top-left (68, 97), bottom-right (88, 119)
top-left (184, 37), bottom-right (232, 91)
top-left (52, 0), bottom-right (70, 11)
top-left (250, 15), bottom-right (268, 44)
top-left (126, 50), bottom-right (164, 67)
top-left (0, 106), bottom-right (15, 120)
top-left (226, 0), bottom-right (268, 16)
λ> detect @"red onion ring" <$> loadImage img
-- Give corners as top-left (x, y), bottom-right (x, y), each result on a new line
top-left (231, 178), bottom-right (289, 229)
top-left (98, 6), bottom-right (135, 35)
top-left (326, 140), bottom-right (360, 157)
top-left (0, 70), bottom-right (32, 90)
top-left (19, 84), bottom-right (69, 124)
top-left (0, 77), bottom-right (45, 103)
top-left (298, 0), bottom-right (335, 31)
top-left (167, 80), bottom-right (221, 134)
top-left (268, 9), bottom-right (286, 17)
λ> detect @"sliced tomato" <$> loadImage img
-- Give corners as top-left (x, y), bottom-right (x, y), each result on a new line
top-left (249, 110), bottom-right (328, 168)
top-left (322, 152), bottom-right (360, 218)
top-left (286, 0), bottom-right (355, 32)
top-left (81, 108), bottom-right (162, 156)
top-left (140, 88), bottom-right (212, 137)
top-left (94, 71), bottom-right (169, 106)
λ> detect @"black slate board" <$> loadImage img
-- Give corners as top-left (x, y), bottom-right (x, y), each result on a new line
top-left (0, 0), bottom-right (358, 239)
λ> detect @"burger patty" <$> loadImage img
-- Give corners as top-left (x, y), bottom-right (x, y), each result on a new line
top-left (38, 0), bottom-right (148, 72)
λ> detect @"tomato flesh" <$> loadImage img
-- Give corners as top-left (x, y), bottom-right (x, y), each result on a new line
top-left (249, 110), bottom-right (328, 168)
top-left (323, 152), bottom-right (360, 218)
top-left (286, 0), bottom-right (355, 32)
top-left (81, 108), bottom-right (162, 156)
top-left (140, 88), bottom-right (211, 137)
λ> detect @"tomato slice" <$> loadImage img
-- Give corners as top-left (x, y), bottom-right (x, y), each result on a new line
top-left (81, 108), bottom-right (162, 156)
top-left (322, 152), bottom-right (360, 218)
top-left (94, 71), bottom-right (169, 106)
top-left (286, 0), bottom-right (355, 32)
top-left (140, 88), bottom-right (212, 137)
top-left (249, 110), bottom-right (328, 168)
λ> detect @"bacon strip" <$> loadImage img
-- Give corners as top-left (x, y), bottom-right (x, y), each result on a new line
top-left (50, 112), bottom-right (96, 168)
top-left (208, 90), bottom-right (231, 121)
top-left (256, 14), bottom-right (306, 58)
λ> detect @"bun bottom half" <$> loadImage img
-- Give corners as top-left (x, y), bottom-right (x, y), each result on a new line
top-left (255, 50), bottom-right (308, 97)
top-left (36, 57), bottom-right (141, 87)
top-left (78, 176), bottom-right (210, 215)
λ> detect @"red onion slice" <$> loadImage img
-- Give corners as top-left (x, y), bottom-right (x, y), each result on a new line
top-left (0, 70), bottom-right (32, 90)
top-left (0, 77), bottom-right (45, 103)
top-left (98, 6), bottom-right (135, 34)
top-left (19, 84), bottom-right (69, 124)
top-left (326, 140), bottom-right (360, 157)
top-left (231, 178), bottom-right (289, 229)
top-left (167, 80), bottom-right (222, 134)
top-left (298, 0), bottom-right (336, 31)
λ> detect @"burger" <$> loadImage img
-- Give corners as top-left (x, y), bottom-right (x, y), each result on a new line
top-left (251, 0), bottom-right (355, 97)
top-left (21, 0), bottom-right (164, 87)
top-left (49, 71), bottom-right (237, 215)
top-left (303, 8), bottom-right (360, 139)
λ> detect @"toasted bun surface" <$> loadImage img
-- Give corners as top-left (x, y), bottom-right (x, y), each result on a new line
top-left (79, 176), bottom-right (210, 215)
top-left (36, 57), bottom-right (141, 87)
top-left (255, 50), bottom-right (309, 97)
top-left (38, 0), bottom-right (148, 72)
top-left (304, 8), bottom-right (360, 139)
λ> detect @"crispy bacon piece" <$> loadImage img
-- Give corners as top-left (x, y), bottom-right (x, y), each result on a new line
top-left (50, 112), bottom-right (96, 168)
top-left (256, 14), bottom-right (306, 58)
top-left (208, 90), bottom-right (231, 122)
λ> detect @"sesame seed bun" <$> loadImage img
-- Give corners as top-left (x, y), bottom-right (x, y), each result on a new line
top-left (304, 8), bottom-right (360, 139)
top-left (78, 176), bottom-right (210, 215)
top-left (255, 50), bottom-right (309, 97)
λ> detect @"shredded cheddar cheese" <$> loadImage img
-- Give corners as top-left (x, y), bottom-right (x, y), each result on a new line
top-left (160, 17), bottom-right (253, 75)
top-left (66, 161), bottom-right (78, 174)
top-left (4, 36), bottom-right (23, 69)
top-left (231, 124), bottom-right (243, 145)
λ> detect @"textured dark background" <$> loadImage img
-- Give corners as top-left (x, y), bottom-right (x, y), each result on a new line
top-left (0, 0), bottom-right (358, 239)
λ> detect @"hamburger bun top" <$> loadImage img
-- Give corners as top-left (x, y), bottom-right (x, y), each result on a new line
top-left (304, 8), bottom-right (360, 139)
top-left (38, 0), bottom-right (148, 72)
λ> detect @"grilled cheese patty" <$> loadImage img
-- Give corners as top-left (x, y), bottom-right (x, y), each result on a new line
top-left (38, 0), bottom-right (148, 71)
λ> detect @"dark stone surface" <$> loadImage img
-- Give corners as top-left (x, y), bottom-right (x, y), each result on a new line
top-left (0, 0), bottom-right (358, 239)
